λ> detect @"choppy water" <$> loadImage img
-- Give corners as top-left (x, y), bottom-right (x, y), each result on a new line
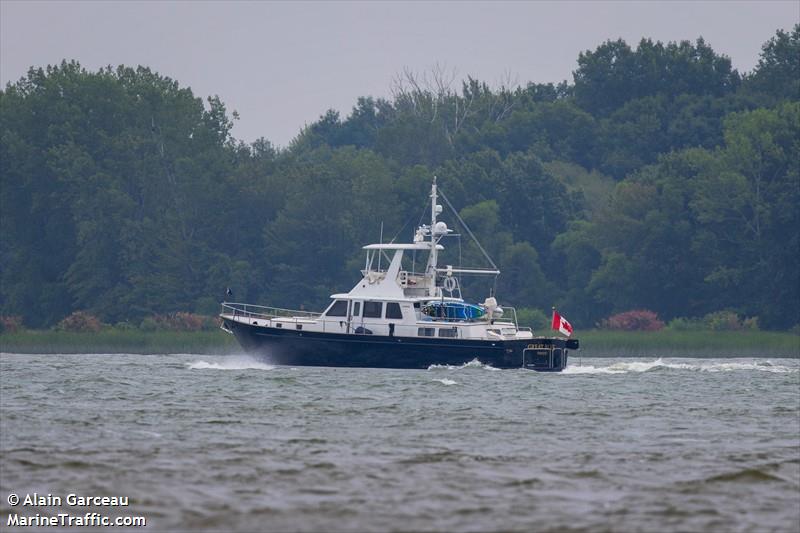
top-left (1, 353), bottom-right (798, 532)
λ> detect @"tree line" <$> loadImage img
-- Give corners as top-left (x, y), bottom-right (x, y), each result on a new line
top-left (1, 26), bottom-right (798, 330)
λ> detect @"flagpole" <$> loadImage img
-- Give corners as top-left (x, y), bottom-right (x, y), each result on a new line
top-left (552, 306), bottom-right (579, 366)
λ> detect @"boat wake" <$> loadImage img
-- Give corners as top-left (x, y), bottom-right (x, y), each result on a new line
top-left (561, 358), bottom-right (798, 375)
top-left (432, 378), bottom-right (458, 386)
top-left (186, 357), bottom-right (275, 371)
top-left (427, 358), bottom-right (500, 372)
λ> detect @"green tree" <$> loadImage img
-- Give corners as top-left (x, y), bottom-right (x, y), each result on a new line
top-left (574, 37), bottom-right (739, 116)
top-left (747, 24), bottom-right (800, 101)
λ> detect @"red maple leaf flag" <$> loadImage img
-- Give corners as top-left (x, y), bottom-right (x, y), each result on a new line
top-left (551, 309), bottom-right (573, 337)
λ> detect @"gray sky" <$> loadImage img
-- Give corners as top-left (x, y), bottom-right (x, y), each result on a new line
top-left (2, 1), bottom-right (797, 147)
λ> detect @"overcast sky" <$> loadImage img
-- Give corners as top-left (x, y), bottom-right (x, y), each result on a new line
top-left (1, 1), bottom-right (797, 147)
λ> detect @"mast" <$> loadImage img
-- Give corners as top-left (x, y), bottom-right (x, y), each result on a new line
top-left (431, 176), bottom-right (438, 227)
top-left (429, 176), bottom-right (438, 277)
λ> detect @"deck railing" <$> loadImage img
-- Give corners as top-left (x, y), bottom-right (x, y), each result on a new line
top-left (221, 301), bottom-right (531, 335)
top-left (220, 302), bottom-right (321, 321)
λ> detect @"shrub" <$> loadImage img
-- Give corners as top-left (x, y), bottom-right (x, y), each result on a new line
top-left (703, 310), bottom-right (759, 331)
top-left (600, 309), bottom-right (665, 331)
top-left (741, 316), bottom-right (760, 331)
top-left (56, 311), bottom-right (103, 333)
top-left (0, 315), bottom-right (24, 334)
top-left (667, 316), bottom-right (704, 331)
top-left (704, 310), bottom-right (741, 331)
top-left (141, 312), bottom-right (216, 332)
top-left (139, 317), bottom-right (159, 332)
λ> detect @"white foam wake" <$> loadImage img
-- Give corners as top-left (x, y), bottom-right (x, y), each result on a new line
top-left (693, 360), bottom-right (798, 373)
top-left (432, 378), bottom-right (458, 385)
top-left (562, 358), bottom-right (798, 375)
top-left (186, 357), bottom-right (275, 371)
top-left (427, 358), bottom-right (500, 371)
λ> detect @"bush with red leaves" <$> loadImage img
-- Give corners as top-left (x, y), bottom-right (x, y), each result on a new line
top-left (55, 311), bottom-right (103, 333)
top-left (0, 315), bottom-right (24, 334)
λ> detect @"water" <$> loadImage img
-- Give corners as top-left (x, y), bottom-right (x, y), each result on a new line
top-left (1, 353), bottom-right (798, 532)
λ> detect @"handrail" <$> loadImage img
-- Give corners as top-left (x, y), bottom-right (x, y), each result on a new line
top-left (220, 302), bottom-right (321, 320)
top-left (222, 301), bottom-right (527, 331)
top-left (505, 306), bottom-right (520, 330)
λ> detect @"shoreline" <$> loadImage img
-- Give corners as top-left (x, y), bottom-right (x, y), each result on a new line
top-left (576, 330), bottom-right (799, 358)
top-left (0, 330), bottom-right (239, 355)
top-left (1, 329), bottom-right (798, 358)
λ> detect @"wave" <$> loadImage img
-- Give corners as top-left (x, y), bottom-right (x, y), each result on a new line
top-left (562, 358), bottom-right (798, 375)
top-left (432, 378), bottom-right (458, 386)
top-left (704, 468), bottom-right (785, 484)
top-left (427, 358), bottom-right (500, 372)
top-left (186, 357), bottom-right (275, 371)
top-left (694, 360), bottom-right (799, 373)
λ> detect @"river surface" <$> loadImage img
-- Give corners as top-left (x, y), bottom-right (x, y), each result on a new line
top-left (1, 353), bottom-right (798, 532)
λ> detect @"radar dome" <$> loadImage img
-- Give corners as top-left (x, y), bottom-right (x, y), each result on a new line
top-left (433, 221), bottom-right (448, 235)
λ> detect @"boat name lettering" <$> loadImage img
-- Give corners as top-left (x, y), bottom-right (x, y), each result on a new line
top-left (526, 344), bottom-right (550, 350)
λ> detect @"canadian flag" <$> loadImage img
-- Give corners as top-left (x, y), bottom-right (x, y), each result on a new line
top-left (551, 309), bottom-right (573, 337)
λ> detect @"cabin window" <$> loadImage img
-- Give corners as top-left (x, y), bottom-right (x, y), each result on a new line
top-left (386, 302), bottom-right (403, 319)
top-left (326, 300), bottom-right (348, 317)
top-left (352, 302), bottom-right (361, 317)
top-left (418, 327), bottom-right (436, 337)
top-left (363, 301), bottom-right (383, 318)
top-left (438, 328), bottom-right (457, 338)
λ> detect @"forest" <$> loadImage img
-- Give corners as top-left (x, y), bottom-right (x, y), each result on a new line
top-left (1, 26), bottom-right (798, 331)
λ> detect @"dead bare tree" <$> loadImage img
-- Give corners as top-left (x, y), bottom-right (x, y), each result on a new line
top-left (490, 70), bottom-right (520, 123)
top-left (390, 64), bottom-right (521, 146)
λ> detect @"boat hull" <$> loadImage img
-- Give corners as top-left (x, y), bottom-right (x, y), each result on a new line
top-left (223, 319), bottom-right (573, 371)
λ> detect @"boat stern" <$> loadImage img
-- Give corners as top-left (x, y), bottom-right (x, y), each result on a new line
top-left (520, 337), bottom-right (578, 372)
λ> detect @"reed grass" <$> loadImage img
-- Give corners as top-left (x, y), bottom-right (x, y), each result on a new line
top-left (0, 330), bottom-right (238, 355)
top-left (578, 330), bottom-right (799, 357)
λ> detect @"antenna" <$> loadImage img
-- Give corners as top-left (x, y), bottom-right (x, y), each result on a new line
top-left (431, 176), bottom-right (438, 228)
top-left (427, 177), bottom-right (439, 282)
top-left (378, 221), bottom-right (384, 271)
